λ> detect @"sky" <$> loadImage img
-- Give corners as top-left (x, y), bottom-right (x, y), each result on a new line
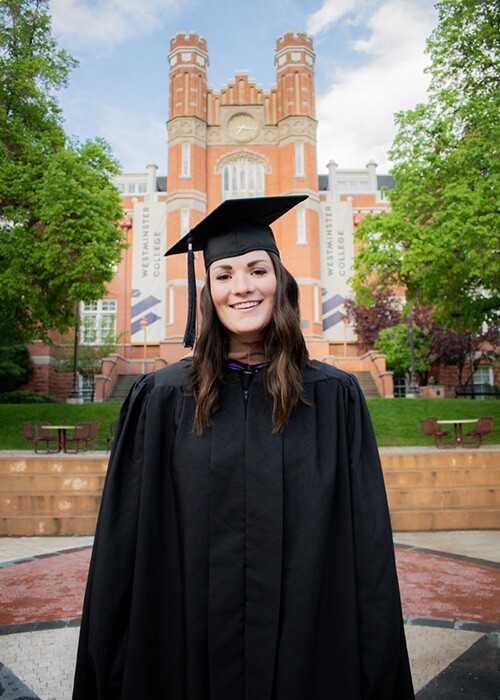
top-left (50, 0), bottom-right (439, 176)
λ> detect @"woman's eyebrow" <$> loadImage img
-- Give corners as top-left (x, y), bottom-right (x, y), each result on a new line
top-left (212, 258), bottom-right (269, 272)
top-left (247, 259), bottom-right (270, 268)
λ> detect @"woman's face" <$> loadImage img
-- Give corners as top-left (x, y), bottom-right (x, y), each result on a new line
top-left (209, 250), bottom-right (277, 343)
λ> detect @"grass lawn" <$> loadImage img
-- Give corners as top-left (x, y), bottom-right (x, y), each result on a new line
top-left (0, 398), bottom-right (499, 450)
top-left (367, 398), bottom-right (500, 447)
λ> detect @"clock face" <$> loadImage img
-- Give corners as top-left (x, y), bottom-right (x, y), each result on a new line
top-left (227, 113), bottom-right (259, 143)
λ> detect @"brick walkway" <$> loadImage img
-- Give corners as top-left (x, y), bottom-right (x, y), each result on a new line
top-left (0, 532), bottom-right (499, 699)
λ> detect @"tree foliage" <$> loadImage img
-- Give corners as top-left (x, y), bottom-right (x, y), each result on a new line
top-left (347, 295), bottom-right (499, 385)
top-left (374, 323), bottom-right (433, 383)
top-left (344, 290), bottom-right (402, 351)
top-left (353, 0), bottom-right (500, 330)
top-left (0, 0), bottom-right (125, 344)
top-left (0, 344), bottom-right (33, 392)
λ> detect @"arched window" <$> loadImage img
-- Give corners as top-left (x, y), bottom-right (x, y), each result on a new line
top-left (221, 157), bottom-right (266, 200)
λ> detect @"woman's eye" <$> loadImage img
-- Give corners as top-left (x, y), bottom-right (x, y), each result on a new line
top-left (252, 268), bottom-right (267, 276)
top-left (216, 273), bottom-right (231, 281)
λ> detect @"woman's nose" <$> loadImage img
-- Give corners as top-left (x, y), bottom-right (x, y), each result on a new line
top-left (232, 272), bottom-right (255, 294)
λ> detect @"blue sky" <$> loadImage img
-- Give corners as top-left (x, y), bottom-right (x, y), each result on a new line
top-left (50, 0), bottom-right (438, 175)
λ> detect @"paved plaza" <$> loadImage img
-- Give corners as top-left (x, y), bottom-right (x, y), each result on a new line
top-left (0, 531), bottom-right (498, 698)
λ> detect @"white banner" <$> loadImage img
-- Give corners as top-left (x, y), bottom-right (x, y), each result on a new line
top-left (130, 202), bottom-right (166, 342)
top-left (319, 200), bottom-right (357, 342)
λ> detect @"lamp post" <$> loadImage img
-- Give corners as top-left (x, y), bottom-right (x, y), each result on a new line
top-left (67, 303), bottom-right (83, 404)
top-left (342, 314), bottom-right (349, 357)
top-left (406, 304), bottom-right (421, 398)
top-left (140, 315), bottom-right (148, 373)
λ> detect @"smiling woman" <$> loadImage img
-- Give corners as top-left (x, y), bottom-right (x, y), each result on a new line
top-left (72, 196), bottom-right (415, 700)
top-left (209, 251), bottom-right (277, 346)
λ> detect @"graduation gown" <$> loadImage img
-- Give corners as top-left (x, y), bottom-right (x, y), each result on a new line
top-left (72, 359), bottom-right (414, 700)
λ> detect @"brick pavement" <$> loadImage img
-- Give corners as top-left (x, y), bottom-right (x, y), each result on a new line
top-left (0, 532), bottom-right (498, 699)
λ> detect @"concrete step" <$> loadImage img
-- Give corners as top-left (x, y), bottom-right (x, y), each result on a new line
top-left (0, 514), bottom-right (98, 536)
top-left (0, 473), bottom-right (106, 492)
top-left (0, 455), bottom-right (108, 474)
top-left (387, 485), bottom-right (500, 509)
top-left (391, 508), bottom-right (500, 531)
top-left (0, 493), bottom-right (102, 515)
top-left (0, 450), bottom-right (498, 535)
top-left (381, 450), bottom-right (500, 470)
top-left (384, 467), bottom-right (500, 488)
top-left (107, 374), bottom-right (141, 401)
top-left (352, 371), bottom-right (380, 398)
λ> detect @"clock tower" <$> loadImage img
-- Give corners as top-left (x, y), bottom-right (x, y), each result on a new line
top-left (166, 31), bottom-right (322, 345)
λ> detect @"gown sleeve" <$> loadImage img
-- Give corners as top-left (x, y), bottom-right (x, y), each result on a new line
top-left (72, 374), bottom-right (153, 700)
top-left (346, 376), bottom-right (415, 699)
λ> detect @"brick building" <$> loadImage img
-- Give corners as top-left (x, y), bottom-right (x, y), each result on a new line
top-left (28, 31), bottom-right (395, 401)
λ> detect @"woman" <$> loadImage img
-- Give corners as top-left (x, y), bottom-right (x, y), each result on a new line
top-left (73, 196), bottom-right (414, 699)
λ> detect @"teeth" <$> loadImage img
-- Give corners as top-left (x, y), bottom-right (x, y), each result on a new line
top-left (232, 301), bottom-right (260, 309)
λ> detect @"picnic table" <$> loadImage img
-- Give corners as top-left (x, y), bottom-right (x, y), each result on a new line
top-left (436, 419), bottom-right (478, 448)
top-left (44, 425), bottom-right (76, 453)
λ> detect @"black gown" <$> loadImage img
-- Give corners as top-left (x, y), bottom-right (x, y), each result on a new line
top-left (72, 359), bottom-right (414, 699)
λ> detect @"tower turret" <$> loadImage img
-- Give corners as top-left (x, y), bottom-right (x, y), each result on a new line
top-left (275, 32), bottom-right (315, 120)
top-left (168, 32), bottom-right (208, 120)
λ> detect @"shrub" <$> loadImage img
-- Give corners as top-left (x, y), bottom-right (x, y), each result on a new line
top-left (0, 345), bottom-right (33, 392)
top-left (0, 390), bottom-right (59, 404)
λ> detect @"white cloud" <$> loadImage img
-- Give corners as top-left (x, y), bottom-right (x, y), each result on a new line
top-left (307, 0), bottom-right (378, 36)
top-left (62, 95), bottom-right (167, 172)
top-left (313, 0), bottom-right (437, 172)
top-left (50, 0), bottom-right (181, 50)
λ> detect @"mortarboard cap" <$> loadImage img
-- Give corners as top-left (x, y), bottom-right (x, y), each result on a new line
top-left (165, 195), bottom-right (308, 347)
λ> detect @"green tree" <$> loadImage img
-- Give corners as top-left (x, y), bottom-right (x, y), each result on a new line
top-left (0, 0), bottom-right (125, 344)
top-left (0, 344), bottom-right (33, 392)
top-left (353, 0), bottom-right (500, 330)
top-left (374, 322), bottom-right (433, 384)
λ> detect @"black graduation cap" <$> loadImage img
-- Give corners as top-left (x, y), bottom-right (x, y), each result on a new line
top-left (165, 195), bottom-right (308, 347)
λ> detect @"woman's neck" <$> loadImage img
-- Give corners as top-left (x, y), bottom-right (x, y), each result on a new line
top-left (228, 336), bottom-right (267, 365)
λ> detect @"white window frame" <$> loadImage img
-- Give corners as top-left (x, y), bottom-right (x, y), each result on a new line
top-left (295, 142), bottom-right (305, 177)
top-left (222, 159), bottom-right (265, 200)
top-left (473, 366), bottom-right (493, 385)
top-left (181, 143), bottom-right (191, 178)
top-left (181, 207), bottom-right (190, 235)
top-left (81, 300), bottom-right (117, 345)
top-left (313, 284), bottom-right (320, 323)
top-left (296, 207), bottom-right (307, 244)
top-left (167, 286), bottom-right (175, 326)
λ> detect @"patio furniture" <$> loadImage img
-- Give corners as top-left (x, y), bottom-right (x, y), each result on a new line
top-left (43, 424), bottom-right (77, 452)
top-left (420, 418), bottom-right (451, 449)
top-left (436, 418), bottom-right (479, 448)
top-left (465, 416), bottom-right (493, 448)
top-left (64, 422), bottom-right (91, 453)
top-left (64, 421), bottom-right (100, 453)
top-left (21, 422), bottom-right (58, 453)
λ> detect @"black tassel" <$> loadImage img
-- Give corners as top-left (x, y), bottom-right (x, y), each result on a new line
top-left (183, 236), bottom-right (197, 348)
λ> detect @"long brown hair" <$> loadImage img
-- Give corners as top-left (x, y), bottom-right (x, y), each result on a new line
top-left (190, 252), bottom-right (310, 435)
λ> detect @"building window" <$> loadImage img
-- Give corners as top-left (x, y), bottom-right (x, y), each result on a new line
top-left (313, 284), bottom-right (320, 323)
top-left (81, 300), bottom-right (117, 345)
top-left (181, 143), bottom-right (191, 177)
top-left (295, 142), bottom-right (304, 177)
top-left (127, 183), bottom-right (136, 194)
top-left (473, 366), bottom-right (493, 398)
top-left (138, 182), bottom-right (147, 193)
top-left (181, 207), bottom-right (190, 234)
top-left (296, 207), bottom-right (306, 244)
top-left (167, 286), bottom-right (175, 326)
top-left (222, 158), bottom-right (265, 199)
